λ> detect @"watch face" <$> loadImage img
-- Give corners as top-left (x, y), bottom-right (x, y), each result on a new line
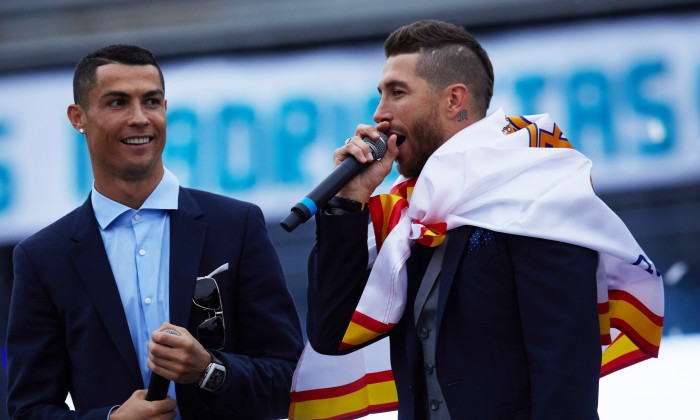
top-left (208, 366), bottom-right (226, 390)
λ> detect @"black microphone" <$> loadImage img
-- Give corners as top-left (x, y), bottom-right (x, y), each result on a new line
top-left (145, 328), bottom-right (180, 401)
top-left (280, 132), bottom-right (388, 232)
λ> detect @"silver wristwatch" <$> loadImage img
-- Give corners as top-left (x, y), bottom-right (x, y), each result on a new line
top-left (199, 350), bottom-right (226, 392)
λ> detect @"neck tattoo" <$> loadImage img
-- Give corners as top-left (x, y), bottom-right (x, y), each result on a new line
top-left (457, 109), bottom-right (468, 122)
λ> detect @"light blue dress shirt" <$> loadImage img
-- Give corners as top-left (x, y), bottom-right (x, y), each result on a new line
top-left (91, 168), bottom-right (180, 416)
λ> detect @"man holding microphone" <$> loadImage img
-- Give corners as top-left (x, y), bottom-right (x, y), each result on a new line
top-left (301, 20), bottom-right (662, 419)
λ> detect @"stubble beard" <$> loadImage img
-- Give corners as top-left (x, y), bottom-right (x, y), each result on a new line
top-left (396, 104), bottom-right (446, 179)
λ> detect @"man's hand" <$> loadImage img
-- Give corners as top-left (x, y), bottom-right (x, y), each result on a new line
top-left (147, 323), bottom-right (212, 385)
top-left (109, 390), bottom-right (177, 420)
top-left (335, 121), bottom-right (400, 203)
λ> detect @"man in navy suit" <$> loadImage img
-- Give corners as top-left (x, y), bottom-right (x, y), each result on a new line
top-left (6, 45), bottom-right (303, 419)
top-left (306, 21), bottom-right (601, 419)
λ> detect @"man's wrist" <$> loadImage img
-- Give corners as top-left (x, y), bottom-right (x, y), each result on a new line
top-left (336, 186), bottom-right (372, 204)
top-left (107, 405), bottom-right (120, 420)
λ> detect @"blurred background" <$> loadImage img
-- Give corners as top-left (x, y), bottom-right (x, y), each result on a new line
top-left (1, 0), bottom-right (699, 418)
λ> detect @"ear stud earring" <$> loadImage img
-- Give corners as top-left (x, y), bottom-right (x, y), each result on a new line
top-left (79, 128), bottom-right (84, 134)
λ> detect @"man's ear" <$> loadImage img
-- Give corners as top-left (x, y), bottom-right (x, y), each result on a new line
top-left (67, 104), bottom-right (86, 132)
top-left (445, 83), bottom-right (469, 120)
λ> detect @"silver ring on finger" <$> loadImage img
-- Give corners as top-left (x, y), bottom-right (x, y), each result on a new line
top-left (345, 138), bottom-right (352, 145)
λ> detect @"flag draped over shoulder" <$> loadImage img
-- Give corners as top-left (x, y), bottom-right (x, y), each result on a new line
top-left (289, 108), bottom-right (664, 420)
top-left (289, 339), bottom-right (397, 420)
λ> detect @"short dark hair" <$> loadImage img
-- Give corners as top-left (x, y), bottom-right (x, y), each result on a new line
top-left (384, 20), bottom-right (494, 117)
top-left (72, 44), bottom-right (164, 109)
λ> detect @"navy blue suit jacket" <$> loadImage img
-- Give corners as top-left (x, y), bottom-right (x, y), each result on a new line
top-left (307, 211), bottom-right (601, 420)
top-left (6, 187), bottom-right (303, 419)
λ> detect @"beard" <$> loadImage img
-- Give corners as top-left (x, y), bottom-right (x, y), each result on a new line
top-left (396, 104), bottom-right (446, 179)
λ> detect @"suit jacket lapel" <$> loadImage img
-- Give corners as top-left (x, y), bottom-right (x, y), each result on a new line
top-left (435, 225), bottom-right (474, 337)
top-left (168, 188), bottom-right (206, 329)
top-left (69, 197), bottom-right (143, 386)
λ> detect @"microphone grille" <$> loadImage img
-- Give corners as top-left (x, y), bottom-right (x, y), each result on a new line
top-left (161, 329), bottom-right (181, 336)
top-left (364, 132), bottom-right (389, 159)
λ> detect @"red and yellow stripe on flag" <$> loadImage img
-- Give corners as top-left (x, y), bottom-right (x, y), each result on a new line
top-left (411, 221), bottom-right (447, 248)
top-left (600, 289), bottom-right (663, 376)
top-left (342, 178), bottom-right (441, 350)
top-left (368, 178), bottom-right (416, 253)
top-left (389, 177), bottom-right (416, 199)
top-left (289, 370), bottom-right (398, 420)
top-left (369, 194), bottom-right (407, 253)
top-left (340, 312), bottom-right (395, 350)
top-left (598, 301), bottom-right (612, 345)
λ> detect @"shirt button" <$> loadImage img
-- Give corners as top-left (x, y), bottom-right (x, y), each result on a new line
top-left (139, 249), bottom-right (146, 256)
top-left (134, 214), bottom-right (141, 221)
top-left (145, 297), bottom-right (152, 304)
top-left (418, 328), bottom-right (429, 340)
top-left (430, 399), bottom-right (440, 410)
top-left (425, 363), bottom-right (434, 374)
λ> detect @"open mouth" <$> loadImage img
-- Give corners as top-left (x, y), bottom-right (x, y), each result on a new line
top-left (396, 135), bottom-right (406, 147)
top-left (121, 137), bottom-right (152, 145)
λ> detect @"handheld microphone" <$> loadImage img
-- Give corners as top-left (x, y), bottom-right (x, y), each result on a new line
top-left (280, 132), bottom-right (388, 232)
top-left (145, 328), bottom-right (180, 401)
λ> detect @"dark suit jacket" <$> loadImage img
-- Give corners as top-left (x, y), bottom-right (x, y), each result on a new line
top-left (6, 187), bottom-right (303, 420)
top-left (307, 210), bottom-right (601, 420)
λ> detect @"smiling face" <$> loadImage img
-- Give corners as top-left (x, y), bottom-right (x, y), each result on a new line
top-left (374, 53), bottom-right (448, 178)
top-left (71, 63), bottom-right (167, 192)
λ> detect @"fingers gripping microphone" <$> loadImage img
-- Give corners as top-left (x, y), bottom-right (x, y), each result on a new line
top-left (280, 132), bottom-right (388, 232)
top-left (145, 328), bottom-right (180, 401)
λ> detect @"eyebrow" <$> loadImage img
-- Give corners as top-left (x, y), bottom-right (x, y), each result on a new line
top-left (100, 89), bottom-right (165, 100)
top-left (377, 80), bottom-right (409, 94)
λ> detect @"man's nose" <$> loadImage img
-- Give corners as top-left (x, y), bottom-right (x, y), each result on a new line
top-left (373, 98), bottom-right (392, 124)
top-left (128, 104), bottom-right (150, 126)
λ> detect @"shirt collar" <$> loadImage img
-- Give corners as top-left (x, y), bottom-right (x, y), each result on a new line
top-left (91, 167), bottom-right (180, 230)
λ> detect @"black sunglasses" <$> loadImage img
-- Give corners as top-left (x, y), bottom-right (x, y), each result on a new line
top-left (193, 276), bottom-right (225, 350)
